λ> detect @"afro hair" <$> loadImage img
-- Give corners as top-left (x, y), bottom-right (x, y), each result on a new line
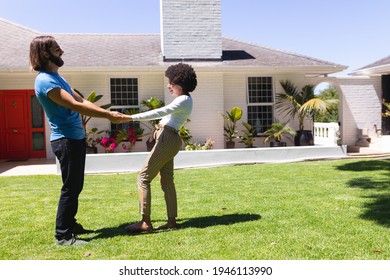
top-left (165, 63), bottom-right (197, 93)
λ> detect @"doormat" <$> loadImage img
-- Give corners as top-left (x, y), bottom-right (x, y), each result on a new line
top-left (6, 159), bottom-right (28, 162)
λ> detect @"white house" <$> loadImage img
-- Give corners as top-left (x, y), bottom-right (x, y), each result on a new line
top-left (350, 55), bottom-right (390, 136)
top-left (334, 55), bottom-right (390, 153)
top-left (0, 0), bottom-right (386, 161)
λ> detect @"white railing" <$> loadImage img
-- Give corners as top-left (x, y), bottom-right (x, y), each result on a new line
top-left (313, 122), bottom-right (340, 146)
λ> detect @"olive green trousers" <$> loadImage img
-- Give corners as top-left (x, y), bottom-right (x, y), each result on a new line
top-left (137, 125), bottom-right (182, 218)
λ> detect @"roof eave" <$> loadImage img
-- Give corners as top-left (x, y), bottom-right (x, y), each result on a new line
top-left (207, 65), bottom-right (347, 76)
top-left (0, 64), bottom-right (347, 75)
top-left (349, 64), bottom-right (390, 76)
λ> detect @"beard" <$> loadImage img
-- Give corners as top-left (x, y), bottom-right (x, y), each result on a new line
top-left (49, 54), bottom-right (64, 67)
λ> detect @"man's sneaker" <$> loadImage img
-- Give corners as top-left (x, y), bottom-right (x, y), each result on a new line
top-left (73, 222), bottom-right (94, 234)
top-left (55, 234), bottom-right (88, 246)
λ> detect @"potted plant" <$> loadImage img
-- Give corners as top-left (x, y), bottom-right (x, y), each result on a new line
top-left (383, 101), bottom-right (390, 118)
top-left (263, 122), bottom-right (296, 147)
top-left (222, 107), bottom-right (243, 149)
top-left (140, 97), bottom-right (165, 151)
top-left (114, 127), bottom-right (137, 152)
top-left (133, 126), bottom-right (145, 141)
top-left (122, 108), bottom-right (144, 142)
top-left (179, 119), bottom-right (192, 148)
top-left (74, 89), bottom-right (112, 149)
top-left (98, 134), bottom-right (117, 153)
top-left (275, 80), bottom-right (338, 146)
top-left (86, 127), bottom-right (104, 153)
top-left (185, 138), bottom-right (214, 150)
top-left (239, 122), bottom-right (256, 148)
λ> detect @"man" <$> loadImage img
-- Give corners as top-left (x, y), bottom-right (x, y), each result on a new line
top-left (29, 35), bottom-right (126, 246)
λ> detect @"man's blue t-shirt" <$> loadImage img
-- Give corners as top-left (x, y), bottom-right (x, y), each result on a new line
top-left (34, 71), bottom-right (85, 141)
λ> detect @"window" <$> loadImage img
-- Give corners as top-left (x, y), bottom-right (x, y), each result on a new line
top-left (247, 77), bottom-right (274, 134)
top-left (111, 78), bottom-right (138, 106)
top-left (30, 95), bottom-right (45, 154)
top-left (110, 78), bottom-right (140, 134)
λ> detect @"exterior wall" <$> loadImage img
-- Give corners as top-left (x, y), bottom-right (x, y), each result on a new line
top-left (223, 72), bottom-right (247, 148)
top-left (190, 71), bottom-right (224, 149)
top-left (0, 71), bottom-right (168, 159)
top-left (222, 72), bottom-right (317, 148)
top-left (0, 73), bottom-right (36, 89)
top-left (144, 70), bottom-right (226, 150)
top-left (337, 76), bottom-right (382, 146)
top-left (160, 0), bottom-right (222, 60)
top-left (2, 70), bottom-right (383, 159)
top-left (67, 71), bottom-right (166, 155)
top-left (1, 70), bottom-right (226, 158)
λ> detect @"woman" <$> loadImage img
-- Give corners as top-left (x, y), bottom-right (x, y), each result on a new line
top-left (124, 63), bottom-right (197, 232)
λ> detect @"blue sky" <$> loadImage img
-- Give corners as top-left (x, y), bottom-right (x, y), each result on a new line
top-left (2, 0), bottom-right (389, 76)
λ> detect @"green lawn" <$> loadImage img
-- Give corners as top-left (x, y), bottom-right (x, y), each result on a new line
top-left (0, 157), bottom-right (389, 260)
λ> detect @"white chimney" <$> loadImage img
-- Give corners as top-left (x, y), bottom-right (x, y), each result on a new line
top-left (160, 0), bottom-right (222, 61)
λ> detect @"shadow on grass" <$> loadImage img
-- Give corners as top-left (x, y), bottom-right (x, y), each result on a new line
top-left (90, 213), bottom-right (261, 240)
top-left (336, 159), bottom-right (390, 227)
top-left (360, 194), bottom-right (390, 227)
top-left (336, 159), bottom-right (390, 172)
top-left (179, 213), bottom-right (261, 229)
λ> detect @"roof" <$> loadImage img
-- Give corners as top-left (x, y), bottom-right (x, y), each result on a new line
top-left (0, 18), bottom-right (346, 75)
top-left (350, 55), bottom-right (390, 76)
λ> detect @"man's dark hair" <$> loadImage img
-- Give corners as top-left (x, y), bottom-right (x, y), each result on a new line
top-left (165, 63), bottom-right (197, 93)
top-left (29, 36), bottom-right (56, 71)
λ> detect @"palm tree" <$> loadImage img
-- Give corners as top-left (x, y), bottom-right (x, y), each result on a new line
top-left (275, 80), bottom-right (338, 145)
top-left (315, 86), bottom-right (339, 122)
top-left (263, 121), bottom-right (296, 145)
top-left (239, 122), bottom-right (257, 148)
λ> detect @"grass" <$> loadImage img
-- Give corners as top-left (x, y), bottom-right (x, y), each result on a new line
top-left (0, 157), bottom-right (389, 260)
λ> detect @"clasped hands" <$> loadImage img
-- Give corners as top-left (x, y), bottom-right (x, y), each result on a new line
top-left (109, 111), bottom-right (133, 124)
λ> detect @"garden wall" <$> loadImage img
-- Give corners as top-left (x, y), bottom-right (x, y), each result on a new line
top-left (57, 145), bottom-right (347, 174)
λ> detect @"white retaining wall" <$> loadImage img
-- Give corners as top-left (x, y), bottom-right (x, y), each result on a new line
top-left (57, 146), bottom-right (347, 174)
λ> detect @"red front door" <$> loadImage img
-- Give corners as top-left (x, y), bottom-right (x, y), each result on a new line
top-left (0, 90), bottom-right (46, 159)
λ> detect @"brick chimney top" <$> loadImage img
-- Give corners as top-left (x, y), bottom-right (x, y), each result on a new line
top-left (160, 0), bottom-right (222, 61)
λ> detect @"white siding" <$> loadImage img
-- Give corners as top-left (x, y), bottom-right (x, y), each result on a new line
top-left (199, 72), bottom-right (224, 148)
top-left (2, 70), bottom-right (384, 159)
top-left (0, 73), bottom-right (36, 89)
top-left (133, 73), bottom-right (165, 152)
top-left (73, 72), bottom-right (165, 153)
top-left (66, 73), bottom-right (111, 135)
top-left (178, 71), bottom-right (225, 149)
top-left (223, 73), bottom-right (248, 148)
top-left (337, 76), bottom-right (382, 145)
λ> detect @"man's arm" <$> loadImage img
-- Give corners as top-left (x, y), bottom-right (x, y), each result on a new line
top-left (48, 88), bottom-right (125, 123)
